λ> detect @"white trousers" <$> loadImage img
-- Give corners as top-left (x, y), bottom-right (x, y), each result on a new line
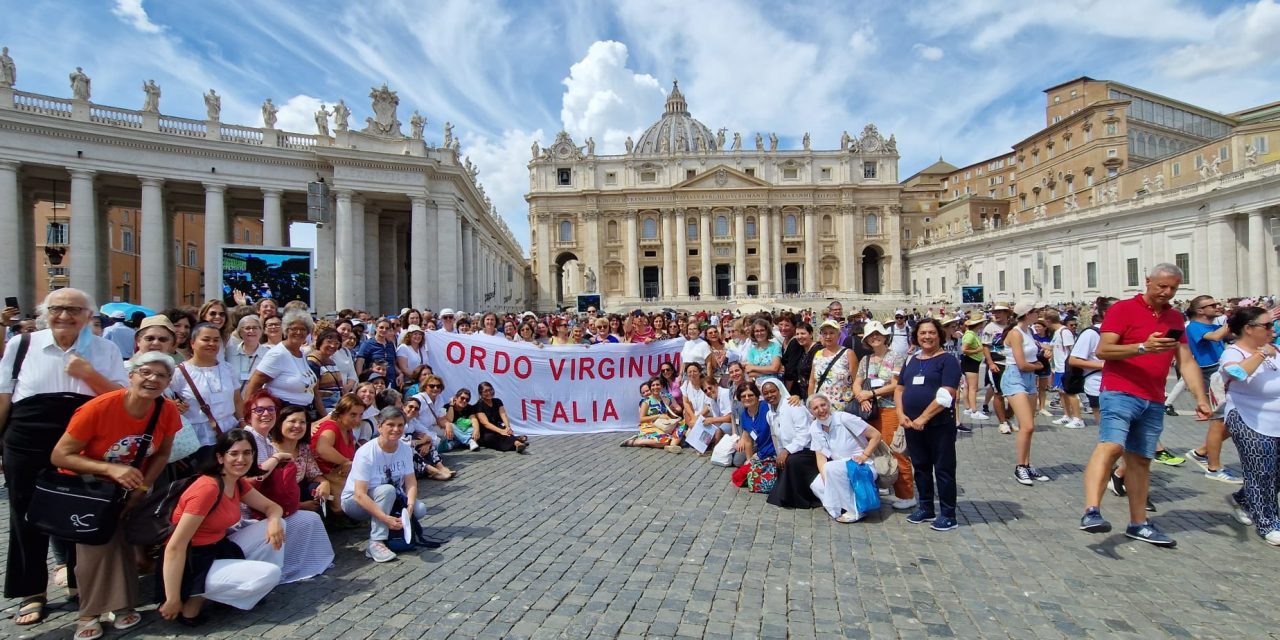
top-left (202, 519), bottom-right (283, 610)
top-left (810, 458), bottom-right (877, 520)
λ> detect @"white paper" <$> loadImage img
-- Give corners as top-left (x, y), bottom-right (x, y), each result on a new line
top-left (687, 417), bottom-right (716, 454)
top-left (401, 509), bottom-right (412, 544)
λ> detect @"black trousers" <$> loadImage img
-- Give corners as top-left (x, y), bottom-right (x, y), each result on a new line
top-left (904, 413), bottom-right (958, 519)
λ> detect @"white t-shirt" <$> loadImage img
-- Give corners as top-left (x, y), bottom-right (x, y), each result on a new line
top-left (887, 322), bottom-right (912, 357)
top-left (254, 343), bottom-right (317, 407)
top-left (396, 343), bottom-right (427, 374)
top-left (225, 342), bottom-right (269, 388)
top-left (341, 439), bottom-right (414, 503)
top-left (680, 338), bottom-right (711, 367)
top-left (1220, 345), bottom-right (1280, 437)
top-left (401, 414), bottom-right (434, 446)
top-left (169, 361), bottom-right (240, 446)
top-left (332, 347), bottom-right (359, 388)
top-left (1051, 327), bottom-right (1075, 373)
top-left (1068, 325), bottom-right (1103, 397)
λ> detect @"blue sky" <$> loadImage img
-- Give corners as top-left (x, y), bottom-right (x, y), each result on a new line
top-left (3, 0), bottom-right (1279, 256)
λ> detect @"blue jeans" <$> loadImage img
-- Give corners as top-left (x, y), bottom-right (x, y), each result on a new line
top-left (341, 484), bottom-right (427, 542)
top-left (1098, 391), bottom-right (1164, 459)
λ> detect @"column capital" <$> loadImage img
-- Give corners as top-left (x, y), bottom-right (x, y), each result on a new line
top-left (334, 188), bottom-right (354, 202)
top-left (202, 182), bottom-right (227, 193)
top-left (410, 195), bottom-right (429, 207)
top-left (68, 168), bottom-right (97, 181)
top-left (138, 176), bottom-right (164, 189)
top-left (0, 159), bottom-right (19, 172)
top-left (261, 187), bottom-right (283, 197)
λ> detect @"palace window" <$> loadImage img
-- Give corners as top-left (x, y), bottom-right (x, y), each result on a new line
top-left (783, 215), bottom-right (797, 236)
top-left (557, 168), bottom-right (571, 186)
top-left (863, 162), bottom-right (877, 179)
top-left (1255, 135), bottom-right (1270, 154)
top-left (641, 218), bottom-right (658, 239)
top-left (242, 228), bottom-right (251, 243)
top-left (640, 171), bottom-right (656, 183)
top-left (1126, 258), bottom-right (1139, 287)
top-left (1086, 261), bottom-right (1097, 288)
top-left (1105, 123), bottom-right (1117, 136)
top-left (687, 220), bottom-right (698, 241)
top-left (46, 222), bottom-right (67, 245)
top-left (122, 228), bottom-right (135, 253)
top-left (558, 220), bottom-right (573, 243)
top-left (186, 243), bottom-right (199, 267)
top-left (865, 213), bottom-right (879, 236)
top-left (686, 169), bottom-right (697, 180)
top-left (745, 217), bottom-right (757, 238)
top-left (998, 270), bottom-right (1006, 291)
top-left (715, 216), bottom-right (729, 237)
top-left (822, 214), bottom-right (833, 235)
top-left (1052, 265), bottom-right (1062, 290)
top-left (1175, 253), bottom-right (1190, 283)
top-left (783, 168), bottom-right (798, 180)
top-left (1172, 163), bottom-right (1181, 177)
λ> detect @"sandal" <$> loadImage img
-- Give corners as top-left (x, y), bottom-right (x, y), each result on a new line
top-left (74, 618), bottom-right (104, 640)
top-left (54, 565), bottom-right (68, 588)
top-left (15, 595), bottom-right (46, 625)
top-left (106, 609), bottom-right (143, 630)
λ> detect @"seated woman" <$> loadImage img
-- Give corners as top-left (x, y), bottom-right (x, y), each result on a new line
top-left (471, 382), bottom-right (528, 453)
top-left (681, 363), bottom-right (732, 452)
top-left (403, 396), bottom-right (455, 480)
top-left (807, 394), bottom-right (882, 523)
top-left (444, 388), bottom-right (480, 451)
top-left (418, 375), bottom-right (478, 452)
top-left (312, 394), bottom-right (364, 516)
top-left (159, 429), bottom-right (284, 627)
top-left (736, 381), bottom-right (778, 493)
top-left (761, 378), bottom-right (822, 509)
top-left (341, 407), bottom-right (432, 562)
top-left (307, 329), bottom-right (346, 413)
top-left (622, 378), bottom-right (684, 450)
top-left (256, 405), bottom-right (335, 584)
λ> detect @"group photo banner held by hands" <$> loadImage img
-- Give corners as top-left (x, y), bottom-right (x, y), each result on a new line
top-left (425, 332), bottom-right (684, 436)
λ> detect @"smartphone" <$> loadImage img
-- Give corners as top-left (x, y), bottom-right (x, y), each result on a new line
top-left (1165, 328), bottom-right (1184, 340)
top-left (4, 296), bottom-right (17, 309)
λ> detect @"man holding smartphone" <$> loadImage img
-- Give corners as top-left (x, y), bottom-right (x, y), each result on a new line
top-left (1177, 295), bottom-right (1242, 483)
top-left (1078, 263), bottom-right (1211, 546)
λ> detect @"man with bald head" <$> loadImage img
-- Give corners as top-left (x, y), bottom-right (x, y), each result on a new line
top-left (0, 288), bottom-right (128, 624)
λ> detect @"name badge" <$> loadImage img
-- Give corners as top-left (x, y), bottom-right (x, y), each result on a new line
top-left (913, 375), bottom-right (926, 386)
top-left (870, 379), bottom-right (886, 389)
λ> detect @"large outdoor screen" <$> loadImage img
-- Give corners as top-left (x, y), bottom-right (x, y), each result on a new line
top-left (221, 245), bottom-right (313, 308)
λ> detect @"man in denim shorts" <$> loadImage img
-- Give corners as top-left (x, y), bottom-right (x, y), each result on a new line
top-left (1078, 263), bottom-right (1211, 546)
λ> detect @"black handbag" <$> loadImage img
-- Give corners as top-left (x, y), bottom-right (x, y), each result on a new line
top-left (27, 397), bottom-right (165, 545)
top-left (844, 357), bottom-right (878, 422)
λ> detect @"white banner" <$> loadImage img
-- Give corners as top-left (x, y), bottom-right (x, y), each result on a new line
top-left (425, 332), bottom-right (685, 436)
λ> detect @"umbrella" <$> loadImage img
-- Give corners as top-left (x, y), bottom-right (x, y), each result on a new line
top-left (99, 302), bottom-right (156, 319)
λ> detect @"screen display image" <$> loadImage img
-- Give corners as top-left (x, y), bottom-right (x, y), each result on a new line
top-left (221, 246), bottom-right (313, 308)
top-left (961, 285), bottom-right (985, 304)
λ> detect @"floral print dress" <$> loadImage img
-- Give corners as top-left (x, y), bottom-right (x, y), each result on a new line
top-left (812, 348), bottom-right (855, 411)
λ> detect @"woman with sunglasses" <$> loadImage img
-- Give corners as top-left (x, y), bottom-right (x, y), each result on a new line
top-left (198, 300), bottom-right (230, 342)
top-left (444, 388), bottom-right (480, 449)
top-left (1220, 306), bottom-right (1280, 544)
top-left (549, 319), bottom-right (572, 346)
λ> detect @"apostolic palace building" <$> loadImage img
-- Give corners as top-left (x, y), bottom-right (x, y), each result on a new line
top-left (530, 79), bottom-right (1280, 311)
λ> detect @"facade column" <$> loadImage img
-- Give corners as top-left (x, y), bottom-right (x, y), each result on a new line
top-left (661, 209), bottom-right (675, 298)
top-left (334, 190), bottom-right (355, 310)
top-left (675, 208), bottom-right (688, 298)
top-left (624, 212), bottom-right (639, 299)
top-left (314, 202), bottom-right (335, 313)
top-left (364, 209), bottom-right (381, 313)
top-left (380, 218), bottom-right (397, 313)
top-left (461, 220), bottom-right (475, 311)
top-left (351, 196), bottom-right (366, 311)
top-left (1248, 209), bottom-right (1269, 296)
top-left (435, 199), bottom-right (459, 309)
top-left (773, 209), bottom-right (784, 293)
top-left (584, 212), bottom-right (600, 296)
top-left (139, 177), bottom-right (167, 310)
top-left (410, 196), bottom-right (430, 310)
top-left (202, 183), bottom-right (226, 305)
top-left (699, 208), bottom-right (712, 299)
top-left (0, 161), bottom-right (22, 307)
top-left (758, 206), bottom-right (773, 295)
top-left (733, 207), bottom-right (747, 297)
top-left (69, 169), bottom-right (100, 301)
top-left (454, 214), bottom-right (464, 307)
top-left (844, 206), bottom-right (858, 293)
top-left (261, 188), bottom-right (284, 246)
top-left (803, 205), bottom-right (818, 293)
top-left (535, 213), bottom-right (552, 308)
top-left (887, 206), bottom-right (903, 295)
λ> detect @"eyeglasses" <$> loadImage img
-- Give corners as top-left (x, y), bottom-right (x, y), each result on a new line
top-left (286, 326), bottom-right (309, 334)
top-left (1199, 303), bottom-right (1223, 310)
top-left (207, 311), bottom-right (227, 318)
top-left (48, 305), bottom-right (87, 316)
top-left (132, 368), bottom-right (171, 381)
top-left (1248, 322), bottom-right (1275, 329)
top-left (739, 392), bottom-right (757, 399)
top-left (426, 383), bottom-right (443, 389)
top-left (251, 406), bottom-right (277, 415)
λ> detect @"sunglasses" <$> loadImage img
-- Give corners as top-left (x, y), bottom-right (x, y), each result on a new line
top-left (426, 383), bottom-right (443, 389)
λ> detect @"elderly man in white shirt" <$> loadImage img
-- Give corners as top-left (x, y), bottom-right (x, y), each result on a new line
top-left (0, 288), bottom-right (129, 624)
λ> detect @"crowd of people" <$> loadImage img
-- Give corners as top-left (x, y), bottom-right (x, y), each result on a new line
top-left (2, 260), bottom-right (1279, 635)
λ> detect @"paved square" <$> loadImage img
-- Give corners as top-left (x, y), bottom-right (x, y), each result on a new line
top-left (4, 407), bottom-right (1279, 639)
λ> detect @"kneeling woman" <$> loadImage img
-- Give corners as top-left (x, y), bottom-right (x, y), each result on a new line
top-left (736, 382), bottom-right (778, 493)
top-left (341, 407), bottom-right (430, 563)
top-left (160, 429), bottom-right (285, 626)
top-left (808, 394), bottom-right (883, 523)
top-left (761, 378), bottom-right (821, 509)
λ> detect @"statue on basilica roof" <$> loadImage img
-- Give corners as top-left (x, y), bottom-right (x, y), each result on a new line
top-left (315, 103), bottom-right (331, 136)
top-left (333, 100), bottom-right (350, 131)
top-left (69, 67), bottom-right (90, 101)
top-left (0, 47), bottom-right (15, 88)
top-left (203, 89), bottom-right (221, 120)
top-left (262, 98), bottom-right (278, 129)
top-left (141, 79), bottom-right (161, 112)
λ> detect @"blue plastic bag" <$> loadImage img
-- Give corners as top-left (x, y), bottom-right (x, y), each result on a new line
top-left (847, 460), bottom-right (881, 512)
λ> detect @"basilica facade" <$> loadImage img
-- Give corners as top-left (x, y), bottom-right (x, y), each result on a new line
top-left (527, 82), bottom-right (905, 310)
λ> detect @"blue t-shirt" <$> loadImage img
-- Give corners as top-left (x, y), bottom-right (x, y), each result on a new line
top-left (356, 338), bottom-right (400, 386)
top-left (899, 353), bottom-right (962, 421)
top-left (746, 342), bottom-right (782, 367)
top-left (739, 405), bottom-right (775, 458)
top-left (1185, 320), bottom-right (1224, 368)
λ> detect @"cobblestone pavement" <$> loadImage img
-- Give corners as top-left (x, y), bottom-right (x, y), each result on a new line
top-left (4, 400), bottom-right (1280, 639)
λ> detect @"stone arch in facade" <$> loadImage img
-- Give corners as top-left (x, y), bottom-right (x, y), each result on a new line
top-left (861, 245), bottom-right (883, 295)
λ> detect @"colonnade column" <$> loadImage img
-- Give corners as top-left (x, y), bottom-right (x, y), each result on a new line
top-left (410, 196), bottom-right (430, 310)
top-left (351, 196), bottom-right (366, 311)
top-left (262, 188), bottom-right (284, 247)
top-left (733, 207), bottom-right (747, 297)
top-left (803, 205), bottom-right (818, 293)
top-left (699, 208), bottom-right (712, 299)
top-left (1248, 209), bottom-right (1269, 295)
top-left (461, 220), bottom-right (475, 310)
top-left (535, 213), bottom-right (552, 308)
top-left (662, 209), bottom-right (675, 299)
top-left (772, 210), bottom-right (784, 294)
top-left (624, 211), bottom-right (639, 299)
top-left (202, 183), bottom-right (226, 305)
top-left (887, 206), bottom-right (903, 295)
top-left (69, 169), bottom-right (100, 301)
top-left (334, 189), bottom-right (355, 310)
top-left (435, 199), bottom-right (459, 309)
top-left (139, 177), bottom-right (167, 310)
top-left (0, 161), bottom-right (22, 306)
top-left (675, 208), bottom-right (688, 299)
top-left (364, 209), bottom-right (381, 313)
top-left (314, 203), bottom-right (335, 313)
top-left (758, 206), bottom-right (773, 295)
top-left (842, 206), bottom-right (857, 293)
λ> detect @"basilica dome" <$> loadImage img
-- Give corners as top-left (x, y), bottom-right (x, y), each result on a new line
top-left (633, 81), bottom-right (718, 154)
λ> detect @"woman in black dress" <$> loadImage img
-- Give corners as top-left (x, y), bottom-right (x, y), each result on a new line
top-left (471, 381), bottom-right (528, 453)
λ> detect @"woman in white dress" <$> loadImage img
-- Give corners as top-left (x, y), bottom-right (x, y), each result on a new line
top-left (170, 323), bottom-right (242, 449)
top-left (395, 326), bottom-right (427, 387)
top-left (807, 393), bottom-right (882, 523)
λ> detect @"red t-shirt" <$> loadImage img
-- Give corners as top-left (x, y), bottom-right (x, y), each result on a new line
top-left (1100, 294), bottom-right (1188, 403)
top-left (65, 389), bottom-right (182, 468)
top-left (173, 475), bottom-right (252, 547)
top-left (313, 418), bottom-right (356, 473)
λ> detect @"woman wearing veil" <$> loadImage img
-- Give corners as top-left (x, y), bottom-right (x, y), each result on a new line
top-left (759, 378), bottom-right (822, 508)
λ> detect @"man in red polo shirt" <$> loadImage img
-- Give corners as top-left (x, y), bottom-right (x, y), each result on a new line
top-left (1078, 263), bottom-right (1211, 546)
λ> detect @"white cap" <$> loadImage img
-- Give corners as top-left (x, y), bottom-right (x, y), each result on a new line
top-left (110, 310), bottom-right (127, 319)
top-left (439, 308), bottom-right (456, 318)
top-left (894, 309), bottom-right (907, 317)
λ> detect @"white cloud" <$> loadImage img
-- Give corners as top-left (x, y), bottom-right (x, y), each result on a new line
top-left (848, 22), bottom-right (878, 60)
top-left (272, 94), bottom-right (336, 134)
top-left (111, 0), bottom-right (163, 34)
top-left (560, 41), bottom-right (664, 154)
top-left (463, 128), bottom-right (546, 254)
top-left (912, 43), bottom-right (944, 61)
top-left (1162, 0), bottom-right (1280, 80)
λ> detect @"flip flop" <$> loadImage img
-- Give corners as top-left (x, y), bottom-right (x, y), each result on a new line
top-left (107, 609), bottom-right (143, 630)
top-left (15, 595), bottom-right (46, 625)
top-left (74, 619), bottom-right (104, 640)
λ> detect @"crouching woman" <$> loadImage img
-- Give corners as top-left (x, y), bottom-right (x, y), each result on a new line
top-left (808, 394), bottom-right (882, 523)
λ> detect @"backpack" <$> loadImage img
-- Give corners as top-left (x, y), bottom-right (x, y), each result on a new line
top-left (123, 475), bottom-right (223, 550)
top-left (1061, 327), bottom-right (1099, 395)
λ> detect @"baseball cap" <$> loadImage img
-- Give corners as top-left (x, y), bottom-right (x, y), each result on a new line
top-left (1012, 301), bottom-right (1038, 318)
top-left (138, 315), bottom-right (176, 336)
top-left (109, 310), bottom-right (126, 319)
top-left (819, 319), bottom-right (841, 333)
top-left (894, 309), bottom-right (906, 317)
top-left (440, 308), bottom-right (456, 318)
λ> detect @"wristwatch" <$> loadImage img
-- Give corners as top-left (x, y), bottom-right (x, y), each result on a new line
top-left (1136, 343), bottom-right (1147, 355)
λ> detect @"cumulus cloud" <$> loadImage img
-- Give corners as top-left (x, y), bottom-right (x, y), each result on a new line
top-left (111, 0), bottom-right (163, 33)
top-left (462, 128), bottom-right (546, 253)
top-left (1162, 0), bottom-right (1280, 80)
top-left (272, 95), bottom-right (337, 134)
top-left (560, 41), bottom-right (665, 155)
top-left (912, 43), bottom-right (944, 61)
top-left (847, 22), bottom-right (878, 60)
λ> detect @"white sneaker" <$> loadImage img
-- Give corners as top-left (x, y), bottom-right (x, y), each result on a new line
top-left (1052, 416), bottom-right (1071, 425)
top-left (1265, 531), bottom-right (1280, 546)
top-left (998, 422), bottom-right (1012, 434)
top-left (1010, 421), bottom-right (1021, 433)
top-left (1228, 494), bottom-right (1254, 526)
top-left (468, 440), bottom-right (480, 451)
top-left (970, 410), bottom-right (990, 420)
top-left (1038, 409), bottom-right (1053, 418)
top-left (1065, 418), bottom-right (1086, 429)
top-left (366, 541), bottom-right (397, 563)
top-left (877, 487), bottom-right (891, 496)
top-left (892, 497), bottom-right (918, 510)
